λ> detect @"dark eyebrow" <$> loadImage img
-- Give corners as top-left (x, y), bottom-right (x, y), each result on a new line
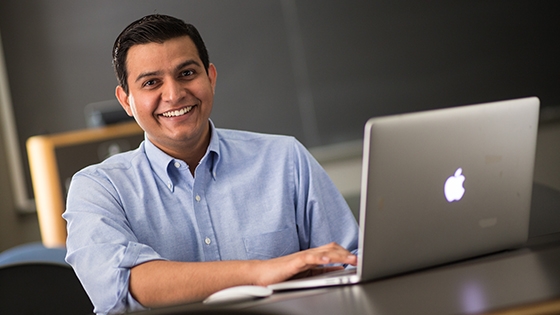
top-left (134, 59), bottom-right (203, 83)
top-left (176, 59), bottom-right (202, 71)
top-left (134, 70), bottom-right (161, 84)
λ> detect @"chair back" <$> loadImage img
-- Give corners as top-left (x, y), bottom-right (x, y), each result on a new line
top-left (27, 121), bottom-right (143, 247)
top-left (0, 262), bottom-right (93, 314)
top-left (0, 242), bottom-right (93, 314)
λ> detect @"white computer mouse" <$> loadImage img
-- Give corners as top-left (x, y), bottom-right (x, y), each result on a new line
top-left (203, 285), bottom-right (273, 305)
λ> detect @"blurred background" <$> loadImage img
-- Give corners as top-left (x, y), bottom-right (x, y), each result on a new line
top-left (0, 0), bottom-right (559, 250)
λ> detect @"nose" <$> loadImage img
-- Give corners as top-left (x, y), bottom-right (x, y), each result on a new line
top-left (161, 79), bottom-right (186, 103)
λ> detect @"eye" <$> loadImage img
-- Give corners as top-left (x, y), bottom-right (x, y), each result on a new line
top-left (180, 69), bottom-right (195, 78)
top-left (143, 79), bottom-right (157, 87)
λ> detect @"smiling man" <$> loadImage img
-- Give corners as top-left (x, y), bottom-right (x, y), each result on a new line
top-left (63, 14), bottom-right (358, 315)
top-left (116, 35), bottom-right (216, 170)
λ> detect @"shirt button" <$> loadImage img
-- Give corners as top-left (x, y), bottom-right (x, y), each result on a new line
top-left (195, 195), bottom-right (201, 202)
top-left (205, 237), bottom-right (211, 245)
top-left (167, 183), bottom-right (173, 189)
top-left (174, 161), bottom-right (181, 168)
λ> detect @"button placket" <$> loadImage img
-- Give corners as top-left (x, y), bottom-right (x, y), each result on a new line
top-left (192, 157), bottom-right (221, 261)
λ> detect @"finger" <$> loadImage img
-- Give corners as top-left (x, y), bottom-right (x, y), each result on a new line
top-left (301, 248), bottom-right (357, 266)
top-left (319, 253), bottom-right (357, 265)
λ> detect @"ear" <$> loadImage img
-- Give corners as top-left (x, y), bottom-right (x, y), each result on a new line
top-left (208, 63), bottom-right (217, 94)
top-left (115, 85), bottom-right (133, 117)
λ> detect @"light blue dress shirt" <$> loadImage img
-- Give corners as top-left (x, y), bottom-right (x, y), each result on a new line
top-left (63, 121), bottom-right (359, 314)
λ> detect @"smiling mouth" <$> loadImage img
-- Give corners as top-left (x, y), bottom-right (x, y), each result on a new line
top-left (161, 106), bottom-right (194, 118)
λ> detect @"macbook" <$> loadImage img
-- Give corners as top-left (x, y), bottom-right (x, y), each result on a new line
top-left (268, 96), bottom-right (540, 291)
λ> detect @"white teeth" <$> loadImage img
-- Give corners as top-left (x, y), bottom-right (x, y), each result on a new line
top-left (162, 106), bottom-right (193, 117)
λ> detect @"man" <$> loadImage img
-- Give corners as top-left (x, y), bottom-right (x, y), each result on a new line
top-left (64, 14), bottom-right (358, 314)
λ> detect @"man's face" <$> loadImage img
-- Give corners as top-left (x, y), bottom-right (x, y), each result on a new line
top-left (116, 36), bottom-right (217, 156)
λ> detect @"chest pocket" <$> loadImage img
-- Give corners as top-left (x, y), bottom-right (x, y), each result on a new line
top-left (243, 228), bottom-right (300, 260)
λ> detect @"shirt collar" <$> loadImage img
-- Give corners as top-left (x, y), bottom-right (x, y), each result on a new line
top-left (144, 120), bottom-right (221, 189)
top-left (203, 119), bottom-right (221, 180)
top-left (207, 119), bottom-right (220, 165)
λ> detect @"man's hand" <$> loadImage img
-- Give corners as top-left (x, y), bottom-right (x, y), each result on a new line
top-left (252, 242), bottom-right (357, 286)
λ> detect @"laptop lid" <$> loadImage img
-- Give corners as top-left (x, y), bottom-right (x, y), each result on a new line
top-left (359, 96), bottom-right (540, 281)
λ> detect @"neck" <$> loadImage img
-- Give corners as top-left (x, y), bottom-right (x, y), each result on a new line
top-left (177, 132), bottom-right (211, 176)
top-left (149, 123), bottom-right (212, 176)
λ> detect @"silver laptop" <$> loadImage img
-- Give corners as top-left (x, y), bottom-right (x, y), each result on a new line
top-left (269, 96), bottom-right (540, 291)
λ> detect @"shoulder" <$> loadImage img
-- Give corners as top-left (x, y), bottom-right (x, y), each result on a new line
top-left (214, 128), bottom-right (310, 160)
top-left (214, 128), bottom-right (316, 172)
top-left (216, 128), bottom-right (295, 144)
top-left (215, 128), bottom-right (306, 152)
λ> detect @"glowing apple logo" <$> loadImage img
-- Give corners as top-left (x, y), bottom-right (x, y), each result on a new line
top-left (444, 168), bottom-right (466, 202)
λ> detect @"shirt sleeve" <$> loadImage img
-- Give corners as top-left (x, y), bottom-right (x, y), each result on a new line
top-left (291, 139), bottom-right (360, 255)
top-left (63, 169), bottom-right (165, 315)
